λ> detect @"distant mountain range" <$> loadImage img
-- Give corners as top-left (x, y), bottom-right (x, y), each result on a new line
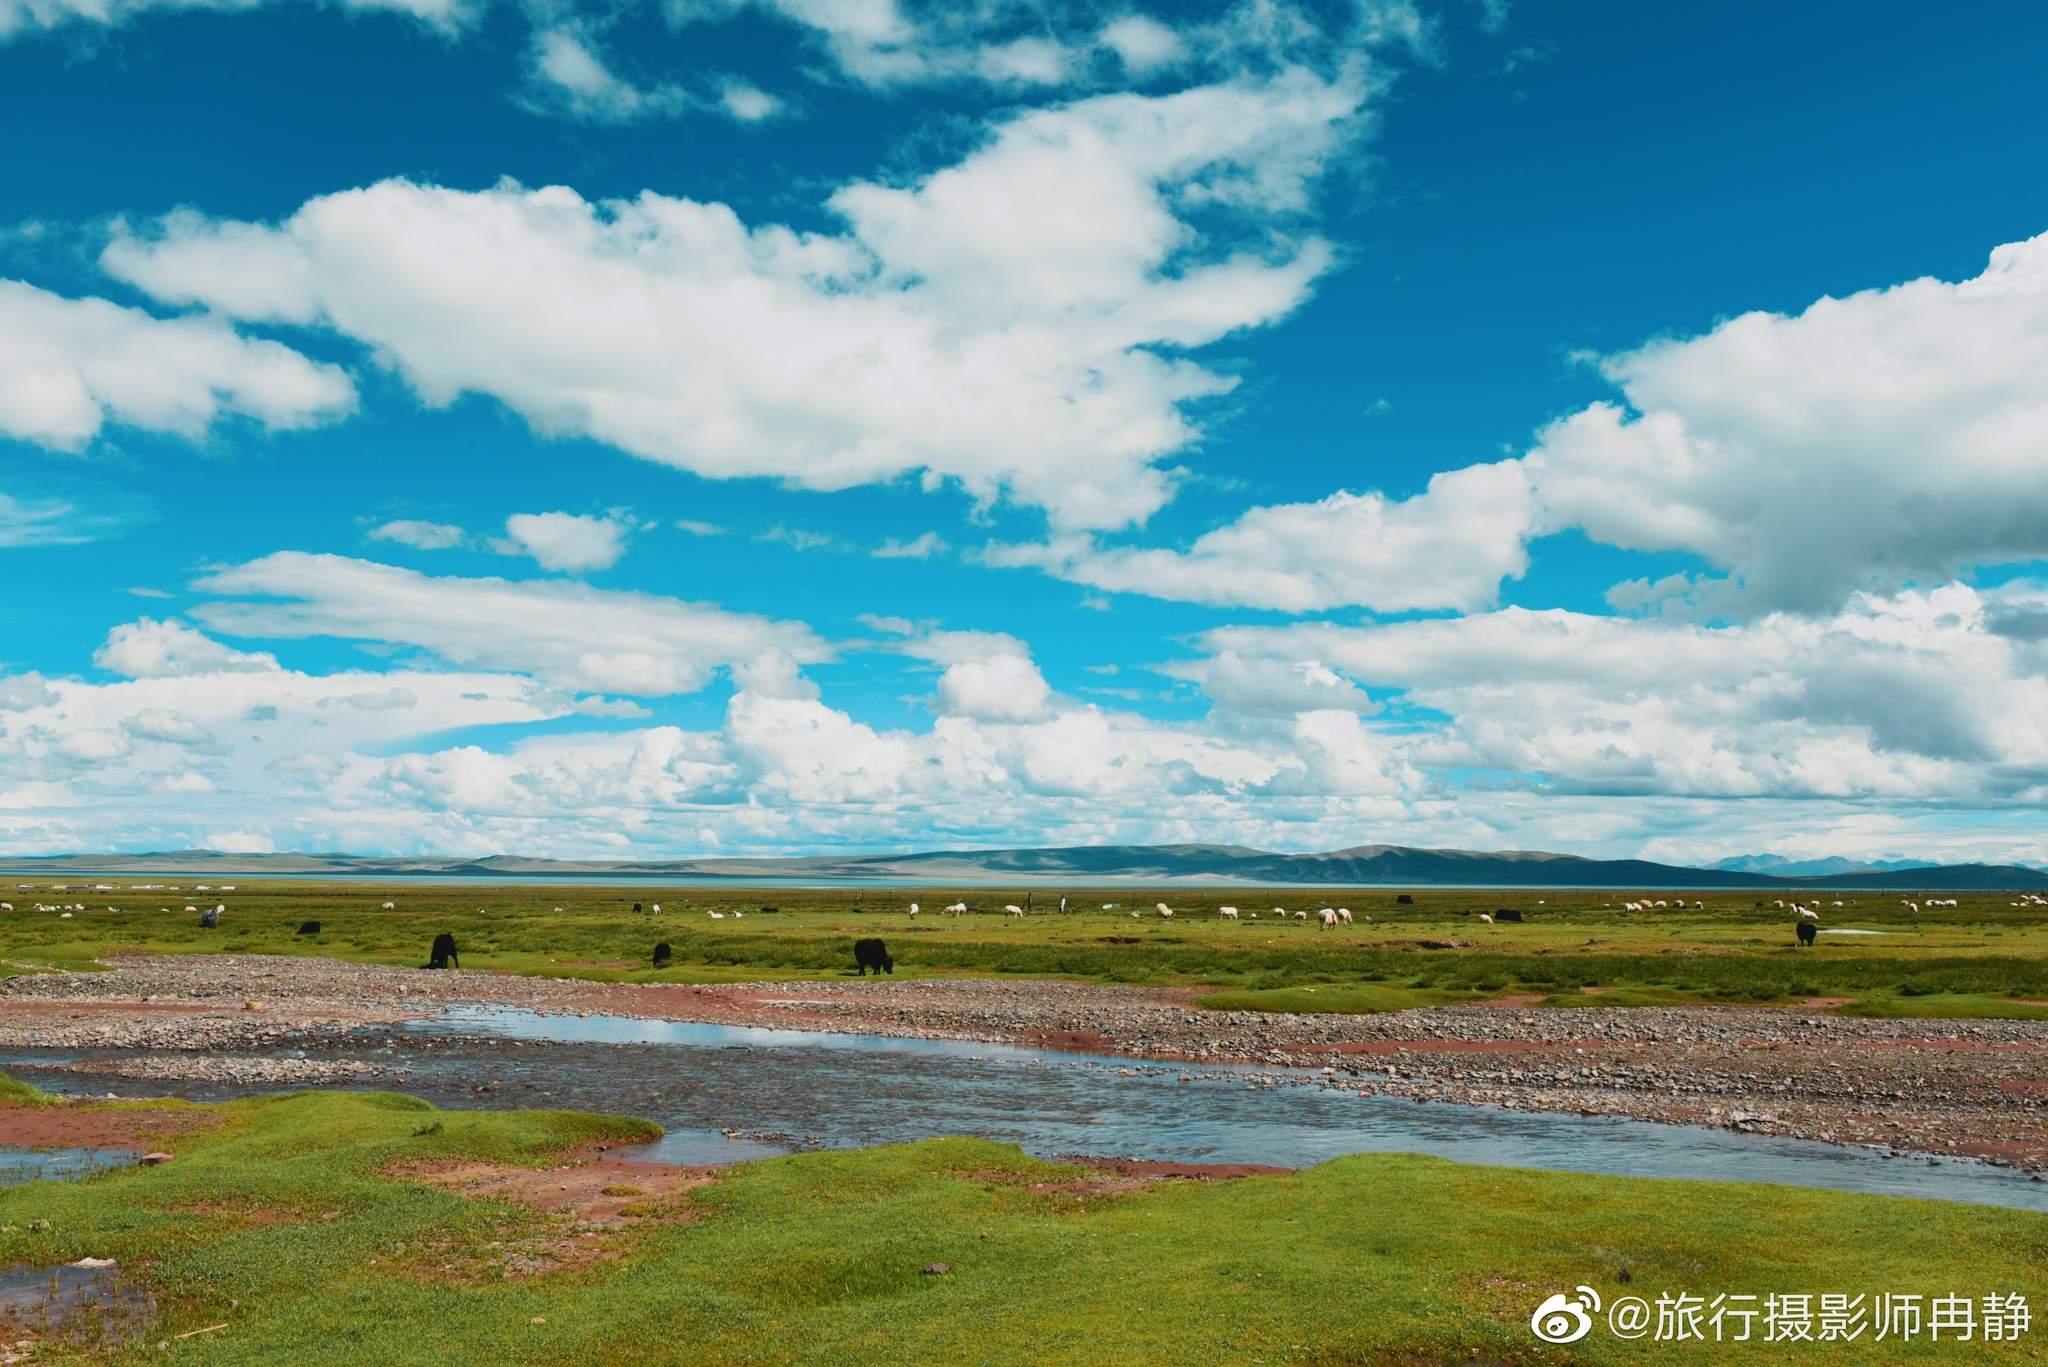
top-left (1709, 854), bottom-right (1940, 877)
top-left (2, 843), bottom-right (2044, 889)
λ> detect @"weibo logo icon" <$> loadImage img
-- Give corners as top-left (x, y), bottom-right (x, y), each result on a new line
top-left (1530, 1286), bottom-right (1602, 1344)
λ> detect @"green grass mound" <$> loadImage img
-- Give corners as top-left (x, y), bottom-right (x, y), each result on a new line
top-left (0, 1082), bottom-right (2040, 1362)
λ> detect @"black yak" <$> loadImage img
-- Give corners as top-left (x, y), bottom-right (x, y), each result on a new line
top-left (653, 941), bottom-right (673, 967)
top-left (1796, 920), bottom-right (1817, 947)
top-left (199, 908), bottom-right (219, 929)
top-left (854, 938), bottom-right (893, 976)
top-left (427, 933), bottom-right (460, 969)
top-left (297, 920), bottom-right (320, 936)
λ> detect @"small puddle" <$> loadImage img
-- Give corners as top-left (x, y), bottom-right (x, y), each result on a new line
top-left (0, 1263), bottom-right (154, 1348)
top-left (0, 1149), bottom-right (133, 1187)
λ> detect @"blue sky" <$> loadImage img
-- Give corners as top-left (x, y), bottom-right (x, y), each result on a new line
top-left (5, 0), bottom-right (2048, 862)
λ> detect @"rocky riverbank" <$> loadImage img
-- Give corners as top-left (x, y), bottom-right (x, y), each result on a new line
top-left (2, 955), bottom-right (2042, 1171)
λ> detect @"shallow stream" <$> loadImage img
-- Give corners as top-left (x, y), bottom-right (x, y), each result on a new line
top-left (9, 1005), bottom-right (2047, 1212)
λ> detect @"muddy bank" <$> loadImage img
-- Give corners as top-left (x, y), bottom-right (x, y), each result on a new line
top-left (0, 1101), bottom-right (219, 1152)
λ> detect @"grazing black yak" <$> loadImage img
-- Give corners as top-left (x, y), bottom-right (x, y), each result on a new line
top-left (854, 938), bottom-right (893, 976)
top-left (199, 908), bottom-right (219, 929)
top-left (1395, 895), bottom-right (1414, 905)
top-left (1796, 920), bottom-right (1817, 947)
top-left (427, 933), bottom-right (460, 969)
top-left (1494, 908), bottom-right (1524, 923)
top-left (297, 920), bottom-right (321, 936)
top-left (652, 942), bottom-right (673, 967)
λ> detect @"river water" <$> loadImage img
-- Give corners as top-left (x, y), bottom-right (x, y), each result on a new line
top-left (9, 1005), bottom-right (2045, 1212)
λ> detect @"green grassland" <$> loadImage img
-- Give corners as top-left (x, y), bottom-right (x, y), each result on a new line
top-left (7, 880), bottom-right (2048, 1017)
top-left (2, 1082), bottom-right (2041, 1365)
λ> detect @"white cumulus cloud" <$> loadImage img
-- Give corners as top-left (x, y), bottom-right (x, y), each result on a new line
top-left (1197, 582), bottom-right (2048, 802)
top-left (495, 511), bottom-right (631, 572)
top-left (1007, 227), bottom-right (2048, 617)
top-left (95, 618), bottom-right (281, 679)
top-left (101, 69), bottom-right (1359, 531)
top-left (0, 279), bottom-right (355, 451)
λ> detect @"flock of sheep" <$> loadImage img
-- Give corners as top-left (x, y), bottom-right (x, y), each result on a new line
top-left (887, 899), bottom-right (1370, 928)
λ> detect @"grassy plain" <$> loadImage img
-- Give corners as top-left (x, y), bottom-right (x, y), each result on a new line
top-left (1, 1082), bottom-right (2040, 1365)
top-left (6, 880), bottom-right (2048, 1017)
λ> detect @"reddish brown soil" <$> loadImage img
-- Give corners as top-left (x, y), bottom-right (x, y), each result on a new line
top-left (403, 1143), bottom-right (719, 1224)
top-left (1071, 1157), bottom-right (1290, 1180)
top-left (0, 1100), bottom-right (219, 1152)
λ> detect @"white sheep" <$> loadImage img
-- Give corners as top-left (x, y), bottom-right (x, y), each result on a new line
top-left (1006, 905), bottom-right (1025, 917)
top-left (1337, 908), bottom-right (1353, 924)
top-left (1799, 908), bottom-right (1819, 921)
top-left (908, 903), bottom-right (920, 917)
top-left (947, 902), bottom-right (968, 915)
top-left (1318, 908), bottom-right (1337, 928)
top-left (1480, 913), bottom-right (1493, 924)
top-left (1293, 909), bottom-right (1309, 920)
top-left (709, 911), bottom-right (725, 919)
top-left (1218, 907), bottom-right (1239, 919)
top-left (1156, 902), bottom-right (1173, 918)
top-left (381, 901), bottom-right (396, 910)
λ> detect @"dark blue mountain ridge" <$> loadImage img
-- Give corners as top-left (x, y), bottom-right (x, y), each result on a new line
top-left (2, 844), bottom-right (2043, 889)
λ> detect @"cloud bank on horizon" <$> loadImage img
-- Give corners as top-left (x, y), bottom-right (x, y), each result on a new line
top-left (3, 0), bottom-right (2047, 866)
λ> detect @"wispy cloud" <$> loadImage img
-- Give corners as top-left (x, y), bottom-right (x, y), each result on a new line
top-left (369, 519), bottom-right (466, 550)
top-left (874, 531), bottom-right (946, 559)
